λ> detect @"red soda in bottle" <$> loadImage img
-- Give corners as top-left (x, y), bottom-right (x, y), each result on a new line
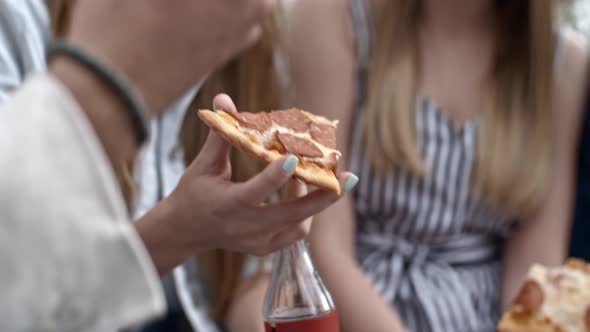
top-left (263, 240), bottom-right (340, 332)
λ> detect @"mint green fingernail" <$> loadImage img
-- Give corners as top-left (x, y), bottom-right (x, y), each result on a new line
top-left (343, 174), bottom-right (359, 193)
top-left (282, 155), bottom-right (298, 174)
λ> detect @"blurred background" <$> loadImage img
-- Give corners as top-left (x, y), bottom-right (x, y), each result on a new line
top-left (565, 0), bottom-right (590, 36)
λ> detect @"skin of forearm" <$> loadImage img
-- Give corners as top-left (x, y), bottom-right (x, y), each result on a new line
top-left (318, 253), bottom-right (408, 332)
top-left (226, 274), bottom-right (270, 332)
top-left (133, 195), bottom-right (198, 276)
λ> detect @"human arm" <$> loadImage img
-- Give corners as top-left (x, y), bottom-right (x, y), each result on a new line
top-left (311, 197), bottom-right (408, 332)
top-left (225, 273), bottom-right (270, 332)
top-left (287, 1), bottom-right (407, 331)
top-left (501, 30), bottom-right (589, 308)
top-left (134, 93), bottom-right (354, 275)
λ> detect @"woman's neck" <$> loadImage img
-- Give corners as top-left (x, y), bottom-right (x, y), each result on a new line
top-left (422, 0), bottom-right (494, 36)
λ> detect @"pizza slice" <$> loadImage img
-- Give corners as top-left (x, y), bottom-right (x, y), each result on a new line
top-left (197, 108), bottom-right (342, 194)
top-left (497, 258), bottom-right (590, 332)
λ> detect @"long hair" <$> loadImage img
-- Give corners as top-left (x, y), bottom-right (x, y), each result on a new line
top-left (366, 0), bottom-right (556, 214)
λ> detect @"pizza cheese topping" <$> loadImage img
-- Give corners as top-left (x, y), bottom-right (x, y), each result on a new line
top-left (529, 263), bottom-right (590, 331)
top-left (269, 109), bottom-right (311, 133)
top-left (310, 122), bottom-right (337, 149)
top-left (236, 112), bottom-right (272, 132)
top-left (506, 260), bottom-right (590, 332)
top-left (224, 108), bottom-right (341, 170)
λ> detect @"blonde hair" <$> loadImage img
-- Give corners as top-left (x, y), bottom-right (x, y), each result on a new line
top-left (366, 1), bottom-right (556, 215)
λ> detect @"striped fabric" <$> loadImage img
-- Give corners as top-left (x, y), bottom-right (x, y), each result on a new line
top-left (349, 1), bottom-right (515, 331)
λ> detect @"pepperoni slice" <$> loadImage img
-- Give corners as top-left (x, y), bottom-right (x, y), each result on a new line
top-left (269, 109), bottom-right (311, 133)
top-left (276, 133), bottom-right (323, 158)
top-left (310, 123), bottom-right (337, 149)
top-left (512, 280), bottom-right (544, 313)
top-left (236, 112), bottom-right (272, 132)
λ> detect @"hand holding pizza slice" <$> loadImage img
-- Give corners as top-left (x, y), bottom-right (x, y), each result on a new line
top-left (198, 107), bottom-right (343, 193)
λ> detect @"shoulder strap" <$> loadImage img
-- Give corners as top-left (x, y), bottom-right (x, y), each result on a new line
top-left (349, 0), bottom-right (372, 108)
top-left (349, 0), bottom-right (372, 71)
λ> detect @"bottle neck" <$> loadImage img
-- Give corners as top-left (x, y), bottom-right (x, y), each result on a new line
top-left (264, 239), bottom-right (336, 321)
top-left (277, 239), bottom-right (308, 260)
top-left (272, 240), bottom-right (311, 283)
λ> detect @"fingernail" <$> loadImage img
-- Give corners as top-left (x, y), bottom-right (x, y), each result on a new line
top-left (282, 155), bottom-right (299, 175)
top-left (343, 174), bottom-right (359, 193)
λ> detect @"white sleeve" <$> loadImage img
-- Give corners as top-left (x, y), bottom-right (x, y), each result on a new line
top-left (0, 74), bottom-right (165, 332)
top-left (0, 0), bottom-right (50, 102)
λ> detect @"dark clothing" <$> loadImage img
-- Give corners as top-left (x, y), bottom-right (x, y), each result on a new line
top-left (570, 103), bottom-right (590, 260)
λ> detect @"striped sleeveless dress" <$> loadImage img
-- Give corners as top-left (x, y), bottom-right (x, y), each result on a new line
top-left (349, 1), bottom-right (515, 331)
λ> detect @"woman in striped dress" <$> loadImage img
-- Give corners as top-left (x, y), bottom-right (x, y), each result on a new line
top-left (287, 0), bottom-right (588, 331)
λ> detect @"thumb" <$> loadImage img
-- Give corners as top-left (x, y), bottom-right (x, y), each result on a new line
top-left (212, 93), bottom-right (237, 113)
top-left (191, 94), bottom-right (237, 172)
top-left (195, 130), bottom-right (231, 172)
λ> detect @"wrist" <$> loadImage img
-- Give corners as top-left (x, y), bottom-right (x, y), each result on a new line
top-left (135, 195), bottom-right (200, 276)
top-left (163, 192), bottom-right (211, 254)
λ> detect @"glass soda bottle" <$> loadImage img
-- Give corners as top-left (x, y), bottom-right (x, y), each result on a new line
top-left (263, 240), bottom-right (340, 332)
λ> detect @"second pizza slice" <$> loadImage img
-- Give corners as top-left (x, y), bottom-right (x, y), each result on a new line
top-left (498, 258), bottom-right (590, 332)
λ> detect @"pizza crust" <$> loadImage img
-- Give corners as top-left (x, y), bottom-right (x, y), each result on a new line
top-left (198, 110), bottom-right (341, 194)
top-left (497, 312), bottom-right (558, 332)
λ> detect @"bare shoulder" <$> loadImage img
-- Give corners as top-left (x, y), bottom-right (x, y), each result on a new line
top-left (554, 28), bottom-right (589, 137)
